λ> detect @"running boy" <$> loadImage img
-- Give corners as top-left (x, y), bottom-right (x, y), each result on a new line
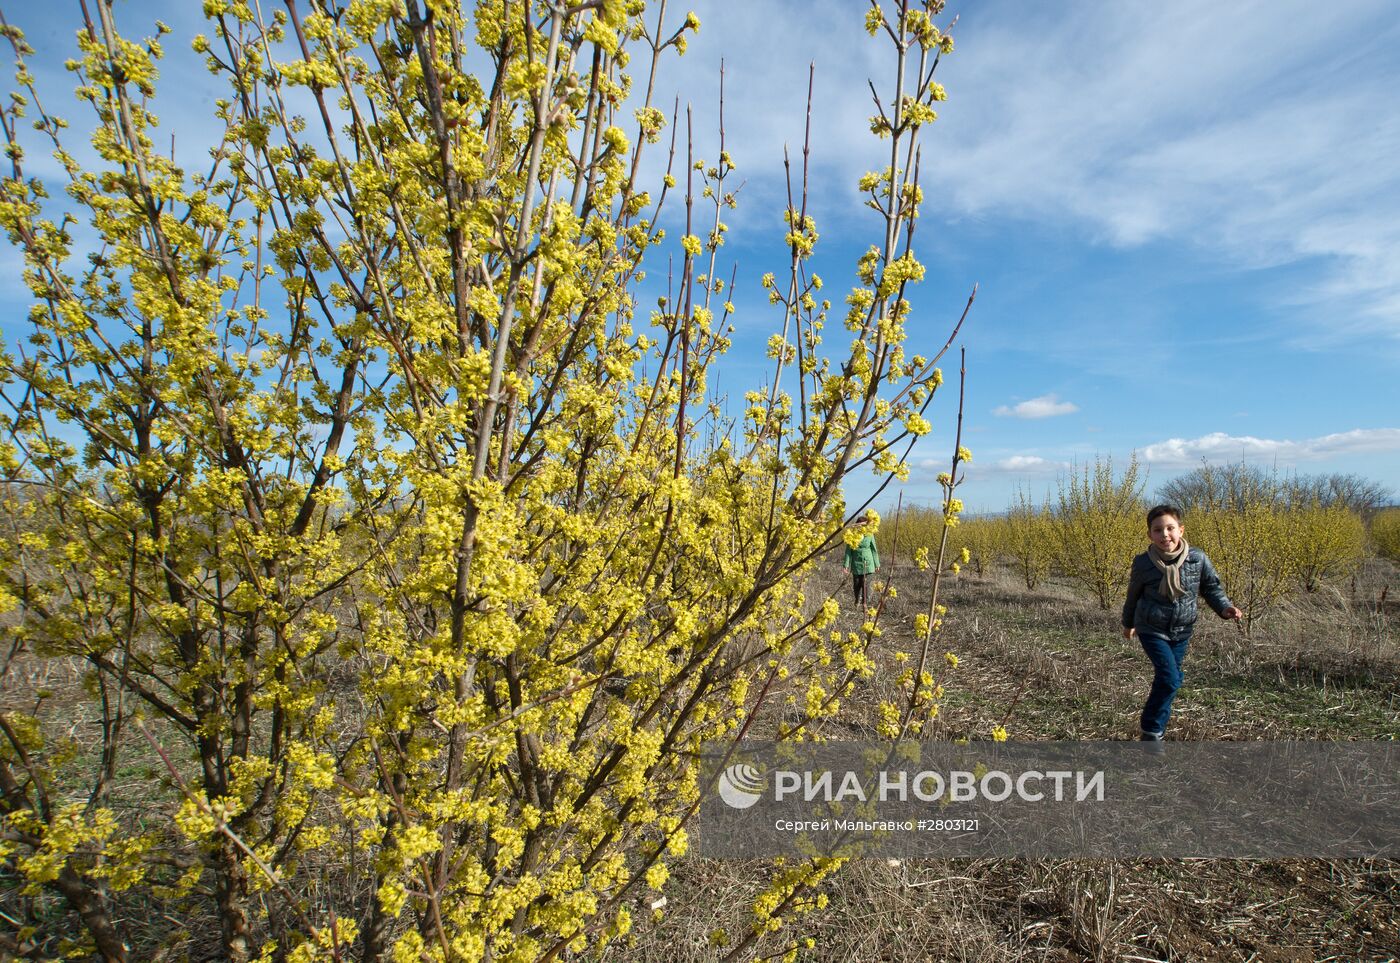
top-left (1121, 504), bottom-right (1242, 741)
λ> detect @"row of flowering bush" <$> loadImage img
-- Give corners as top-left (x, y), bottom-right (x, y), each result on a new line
top-left (882, 457), bottom-right (1376, 628)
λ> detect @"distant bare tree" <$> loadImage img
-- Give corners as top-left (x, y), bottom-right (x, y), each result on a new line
top-left (1158, 463), bottom-right (1279, 512)
top-left (1282, 473), bottom-right (1391, 513)
top-left (1158, 464), bottom-right (1390, 514)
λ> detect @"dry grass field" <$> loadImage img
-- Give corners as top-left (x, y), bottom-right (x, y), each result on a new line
top-left (602, 555), bottom-right (1400, 963)
top-left (3, 553), bottom-right (1395, 961)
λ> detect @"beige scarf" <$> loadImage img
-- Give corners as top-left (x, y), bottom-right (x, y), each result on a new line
top-left (1148, 540), bottom-right (1189, 601)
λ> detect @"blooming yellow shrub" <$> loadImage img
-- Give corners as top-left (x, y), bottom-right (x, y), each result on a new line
top-left (1189, 502), bottom-right (1295, 630)
top-left (0, 1), bottom-right (965, 961)
top-left (1372, 508), bottom-right (1400, 561)
top-left (949, 516), bottom-right (998, 577)
top-left (1191, 499), bottom-right (1366, 626)
top-left (1003, 488), bottom-right (1054, 591)
top-left (1285, 502), bottom-right (1366, 593)
top-left (1052, 455), bottom-right (1145, 610)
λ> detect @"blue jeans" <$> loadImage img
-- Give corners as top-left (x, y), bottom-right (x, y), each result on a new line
top-left (1138, 632), bottom-right (1190, 736)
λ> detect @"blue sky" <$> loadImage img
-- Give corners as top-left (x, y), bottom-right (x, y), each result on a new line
top-left (648, 0), bottom-right (1400, 513)
top-left (3, 1), bottom-right (1398, 515)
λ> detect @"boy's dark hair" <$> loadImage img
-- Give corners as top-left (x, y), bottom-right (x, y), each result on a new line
top-left (1146, 503), bottom-right (1183, 527)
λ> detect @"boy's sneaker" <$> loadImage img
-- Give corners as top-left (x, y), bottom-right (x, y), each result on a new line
top-left (1139, 729), bottom-right (1165, 755)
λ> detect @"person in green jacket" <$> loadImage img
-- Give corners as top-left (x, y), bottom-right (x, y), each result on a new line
top-left (843, 513), bottom-right (881, 608)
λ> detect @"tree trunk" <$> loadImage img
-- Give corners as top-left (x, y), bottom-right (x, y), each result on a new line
top-left (52, 867), bottom-right (128, 963)
top-left (214, 839), bottom-right (253, 963)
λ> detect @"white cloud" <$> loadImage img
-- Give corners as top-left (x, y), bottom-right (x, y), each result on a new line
top-left (929, 1), bottom-right (1400, 340)
top-left (982, 455), bottom-right (1071, 474)
top-left (992, 394), bottom-right (1079, 419)
top-left (1138, 429), bottom-right (1400, 468)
